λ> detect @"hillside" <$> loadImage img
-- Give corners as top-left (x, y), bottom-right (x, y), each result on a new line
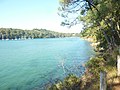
top-left (0, 28), bottom-right (78, 40)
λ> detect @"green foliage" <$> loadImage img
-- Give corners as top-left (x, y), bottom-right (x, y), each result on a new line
top-left (85, 56), bottom-right (106, 77)
top-left (48, 54), bottom-right (117, 90)
top-left (102, 53), bottom-right (116, 67)
top-left (80, 0), bottom-right (120, 50)
top-left (49, 0), bottom-right (120, 89)
top-left (0, 28), bottom-right (77, 40)
top-left (59, 0), bottom-right (120, 51)
top-left (47, 74), bottom-right (81, 90)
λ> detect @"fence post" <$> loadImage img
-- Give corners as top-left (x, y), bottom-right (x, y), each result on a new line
top-left (100, 71), bottom-right (107, 90)
top-left (117, 47), bottom-right (120, 76)
top-left (117, 54), bottom-right (120, 76)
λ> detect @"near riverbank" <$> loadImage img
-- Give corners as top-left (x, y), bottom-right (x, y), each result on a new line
top-left (48, 36), bottom-right (119, 90)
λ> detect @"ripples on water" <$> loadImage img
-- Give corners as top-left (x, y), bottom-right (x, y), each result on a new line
top-left (0, 38), bottom-right (94, 90)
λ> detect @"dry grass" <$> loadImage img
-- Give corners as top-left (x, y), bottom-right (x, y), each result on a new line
top-left (107, 67), bottom-right (120, 90)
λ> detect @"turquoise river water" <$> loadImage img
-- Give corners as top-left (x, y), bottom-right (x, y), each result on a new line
top-left (0, 37), bottom-right (94, 90)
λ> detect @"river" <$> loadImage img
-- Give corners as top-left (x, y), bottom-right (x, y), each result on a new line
top-left (0, 37), bottom-right (94, 90)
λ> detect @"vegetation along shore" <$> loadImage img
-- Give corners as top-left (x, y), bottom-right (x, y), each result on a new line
top-left (0, 28), bottom-right (80, 40)
top-left (47, 0), bottom-right (120, 90)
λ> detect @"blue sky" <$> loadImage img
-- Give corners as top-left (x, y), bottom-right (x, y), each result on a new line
top-left (0, 0), bottom-right (83, 33)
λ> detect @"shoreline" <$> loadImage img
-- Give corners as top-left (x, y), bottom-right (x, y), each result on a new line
top-left (81, 37), bottom-right (100, 47)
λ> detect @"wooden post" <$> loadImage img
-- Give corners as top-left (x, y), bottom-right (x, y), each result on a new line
top-left (100, 71), bottom-right (107, 90)
top-left (117, 55), bottom-right (120, 76)
top-left (117, 47), bottom-right (120, 76)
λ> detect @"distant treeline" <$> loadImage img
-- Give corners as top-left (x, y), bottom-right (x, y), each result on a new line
top-left (0, 28), bottom-right (80, 40)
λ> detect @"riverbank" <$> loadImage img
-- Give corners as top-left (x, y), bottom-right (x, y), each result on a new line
top-left (48, 36), bottom-right (119, 90)
top-left (81, 37), bottom-right (100, 48)
top-left (47, 37), bottom-right (98, 90)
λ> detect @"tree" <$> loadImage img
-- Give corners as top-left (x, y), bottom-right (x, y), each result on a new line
top-left (58, 0), bottom-right (120, 89)
top-left (0, 28), bottom-right (76, 40)
top-left (58, 0), bottom-right (120, 50)
top-left (58, 0), bottom-right (120, 64)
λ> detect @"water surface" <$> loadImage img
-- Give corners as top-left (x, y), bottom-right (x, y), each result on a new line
top-left (0, 38), bottom-right (94, 90)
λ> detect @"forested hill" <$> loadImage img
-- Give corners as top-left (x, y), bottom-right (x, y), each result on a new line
top-left (0, 28), bottom-right (79, 40)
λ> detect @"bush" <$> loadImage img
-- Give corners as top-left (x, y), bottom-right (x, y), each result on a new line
top-left (85, 56), bottom-right (106, 77)
top-left (47, 74), bottom-right (81, 90)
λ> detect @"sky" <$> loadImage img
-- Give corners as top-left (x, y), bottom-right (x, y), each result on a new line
top-left (0, 0), bottom-right (83, 33)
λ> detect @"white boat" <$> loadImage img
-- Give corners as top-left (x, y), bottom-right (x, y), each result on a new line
top-left (6, 39), bottom-right (9, 40)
